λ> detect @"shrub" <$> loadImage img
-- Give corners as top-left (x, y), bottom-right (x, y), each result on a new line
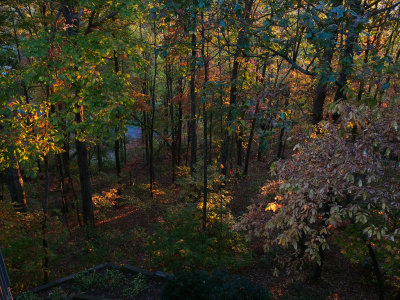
top-left (238, 101), bottom-right (400, 289)
top-left (73, 270), bottom-right (102, 291)
top-left (15, 291), bottom-right (39, 300)
top-left (147, 204), bottom-right (250, 272)
top-left (101, 269), bottom-right (126, 289)
top-left (122, 273), bottom-right (148, 298)
top-left (0, 201), bottom-right (67, 293)
top-left (48, 287), bottom-right (68, 300)
top-left (162, 269), bottom-right (272, 300)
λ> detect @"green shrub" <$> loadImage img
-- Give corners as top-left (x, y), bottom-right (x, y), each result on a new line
top-left (162, 269), bottom-right (272, 300)
top-left (71, 268), bottom-right (149, 297)
top-left (101, 269), bottom-right (126, 289)
top-left (15, 291), bottom-right (39, 300)
top-left (48, 287), bottom-right (68, 300)
top-left (72, 270), bottom-right (102, 291)
top-left (0, 201), bottom-right (67, 293)
top-left (147, 204), bottom-right (250, 272)
top-left (122, 273), bottom-right (148, 298)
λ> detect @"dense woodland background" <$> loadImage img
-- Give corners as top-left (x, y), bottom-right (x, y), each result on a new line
top-left (1, 0), bottom-right (400, 299)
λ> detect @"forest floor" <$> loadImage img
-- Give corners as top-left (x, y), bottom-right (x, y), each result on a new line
top-left (18, 135), bottom-right (383, 299)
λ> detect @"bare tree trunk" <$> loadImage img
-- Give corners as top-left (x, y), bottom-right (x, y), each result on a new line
top-left (62, 133), bottom-right (82, 227)
top-left (357, 37), bottom-right (371, 101)
top-left (221, 56), bottom-right (239, 175)
top-left (113, 51), bottom-right (122, 176)
top-left (311, 1), bottom-right (340, 124)
top-left (115, 138), bottom-right (121, 176)
top-left (190, 28), bottom-right (197, 175)
top-left (56, 153), bottom-right (72, 235)
top-left (149, 19), bottom-right (158, 196)
top-left (244, 63), bottom-right (266, 175)
top-left (367, 243), bottom-right (385, 300)
top-left (4, 161), bottom-right (27, 211)
top-left (76, 136), bottom-right (94, 226)
top-left (42, 156), bottom-right (50, 283)
top-left (220, 0), bottom-right (254, 174)
top-left (312, 43), bottom-right (337, 124)
top-left (123, 135), bottom-right (127, 164)
top-left (166, 63), bottom-right (177, 182)
top-left (333, 0), bottom-right (362, 105)
top-left (201, 11), bottom-right (208, 229)
top-left (177, 97), bottom-right (183, 165)
top-left (244, 98), bottom-right (261, 175)
top-left (61, 2), bottom-right (94, 227)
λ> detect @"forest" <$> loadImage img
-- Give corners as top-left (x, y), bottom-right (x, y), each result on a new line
top-left (0, 0), bottom-right (399, 299)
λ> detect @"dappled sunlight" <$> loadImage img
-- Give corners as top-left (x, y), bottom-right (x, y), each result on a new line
top-left (95, 207), bottom-right (139, 226)
top-left (258, 180), bottom-right (282, 198)
top-left (92, 187), bottom-right (121, 208)
top-left (1, 0), bottom-right (399, 298)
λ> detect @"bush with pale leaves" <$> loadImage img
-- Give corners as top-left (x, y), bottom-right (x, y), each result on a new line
top-left (238, 101), bottom-right (400, 278)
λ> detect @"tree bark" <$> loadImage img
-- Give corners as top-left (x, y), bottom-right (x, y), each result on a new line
top-left (333, 0), bottom-right (362, 106)
top-left (244, 62), bottom-right (267, 175)
top-left (149, 19), bottom-right (158, 196)
top-left (201, 11), bottom-right (208, 229)
top-left (166, 63), bottom-right (177, 182)
top-left (4, 161), bottom-right (27, 211)
top-left (190, 28), bottom-right (197, 175)
top-left (115, 138), bottom-right (121, 176)
top-left (42, 155), bottom-right (50, 283)
top-left (367, 243), bottom-right (385, 300)
top-left (61, 2), bottom-right (94, 226)
top-left (76, 136), bottom-right (94, 226)
top-left (312, 42), bottom-right (337, 124)
top-left (311, 2), bottom-right (340, 124)
top-left (177, 76), bottom-right (183, 165)
top-left (220, 0), bottom-right (254, 174)
top-left (244, 97), bottom-right (261, 175)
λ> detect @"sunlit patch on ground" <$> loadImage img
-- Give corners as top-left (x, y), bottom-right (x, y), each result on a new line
top-left (95, 207), bottom-right (139, 226)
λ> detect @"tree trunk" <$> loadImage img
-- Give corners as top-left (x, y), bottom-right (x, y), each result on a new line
top-left (221, 57), bottom-right (239, 175)
top-left (76, 137), bottom-right (94, 226)
top-left (201, 11), bottom-right (208, 229)
top-left (60, 2), bottom-right (94, 226)
top-left (190, 29), bottom-right (197, 175)
top-left (312, 42), bottom-right (337, 124)
top-left (209, 109), bottom-right (213, 163)
top-left (244, 62), bottom-right (266, 174)
top-left (244, 97), bottom-right (261, 175)
top-left (311, 2), bottom-right (340, 124)
top-left (177, 76), bottom-right (183, 165)
top-left (97, 144), bottom-right (103, 172)
top-left (357, 37), bottom-right (370, 101)
top-left (56, 153), bottom-right (72, 235)
top-left (367, 243), bottom-right (385, 300)
top-left (312, 245), bottom-right (325, 280)
top-left (149, 19), bottom-right (158, 196)
top-left (166, 62), bottom-right (176, 182)
top-left (123, 135), bottom-right (127, 164)
top-left (115, 138), bottom-right (121, 176)
top-left (4, 161), bottom-right (27, 212)
top-left (220, 0), bottom-right (254, 174)
top-left (333, 0), bottom-right (362, 105)
top-left (237, 131), bottom-right (243, 166)
top-left (143, 112), bottom-right (149, 163)
top-left (42, 156), bottom-right (50, 283)
top-left (113, 52), bottom-right (122, 176)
